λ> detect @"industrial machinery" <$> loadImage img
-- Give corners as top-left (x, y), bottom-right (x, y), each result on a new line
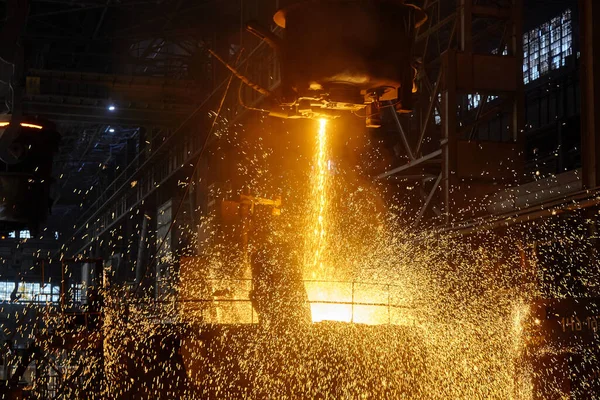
top-left (0, 115), bottom-right (60, 235)
top-left (181, 188), bottom-right (311, 327)
top-left (213, 0), bottom-right (427, 126)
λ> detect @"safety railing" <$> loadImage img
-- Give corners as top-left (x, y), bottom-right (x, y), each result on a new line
top-left (176, 278), bottom-right (417, 326)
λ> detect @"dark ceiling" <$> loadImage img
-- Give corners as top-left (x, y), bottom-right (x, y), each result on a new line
top-left (0, 0), bottom-right (255, 232)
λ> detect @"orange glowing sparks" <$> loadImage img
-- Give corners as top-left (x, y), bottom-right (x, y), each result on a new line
top-left (26, 110), bottom-right (540, 398)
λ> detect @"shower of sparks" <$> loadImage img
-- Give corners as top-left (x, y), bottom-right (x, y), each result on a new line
top-left (8, 112), bottom-right (600, 399)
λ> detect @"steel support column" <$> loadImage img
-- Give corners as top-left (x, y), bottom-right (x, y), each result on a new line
top-left (440, 0), bottom-right (524, 225)
top-left (580, 0), bottom-right (600, 189)
top-left (442, 50), bottom-right (458, 225)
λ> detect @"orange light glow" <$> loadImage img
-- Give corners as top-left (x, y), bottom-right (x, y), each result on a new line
top-left (304, 119), bottom-right (392, 325)
top-left (0, 122), bottom-right (44, 129)
top-left (20, 123), bottom-right (43, 129)
top-left (305, 281), bottom-right (398, 324)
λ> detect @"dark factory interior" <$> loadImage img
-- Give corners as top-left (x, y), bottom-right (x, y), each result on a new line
top-left (0, 0), bottom-right (599, 398)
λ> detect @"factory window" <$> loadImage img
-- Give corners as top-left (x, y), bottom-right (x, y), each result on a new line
top-left (8, 231), bottom-right (15, 238)
top-left (19, 230), bottom-right (31, 239)
top-left (0, 282), bottom-right (60, 303)
top-left (70, 283), bottom-right (83, 303)
top-left (467, 94), bottom-right (481, 110)
top-left (467, 94), bottom-right (499, 111)
top-left (523, 9), bottom-right (572, 84)
top-left (434, 93), bottom-right (442, 125)
top-left (16, 282), bottom-right (60, 303)
top-left (0, 281), bottom-right (15, 301)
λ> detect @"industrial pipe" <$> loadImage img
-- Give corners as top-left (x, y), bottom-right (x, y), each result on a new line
top-left (246, 21), bottom-right (282, 52)
top-left (208, 49), bottom-right (272, 97)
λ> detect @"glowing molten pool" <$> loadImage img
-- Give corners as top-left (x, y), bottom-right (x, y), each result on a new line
top-left (305, 280), bottom-right (402, 325)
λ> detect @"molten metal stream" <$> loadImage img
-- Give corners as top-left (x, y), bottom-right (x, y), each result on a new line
top-left (309, 118), bottom-right (329, 272)
top-left (305, 118), bottom-right (343, 323)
